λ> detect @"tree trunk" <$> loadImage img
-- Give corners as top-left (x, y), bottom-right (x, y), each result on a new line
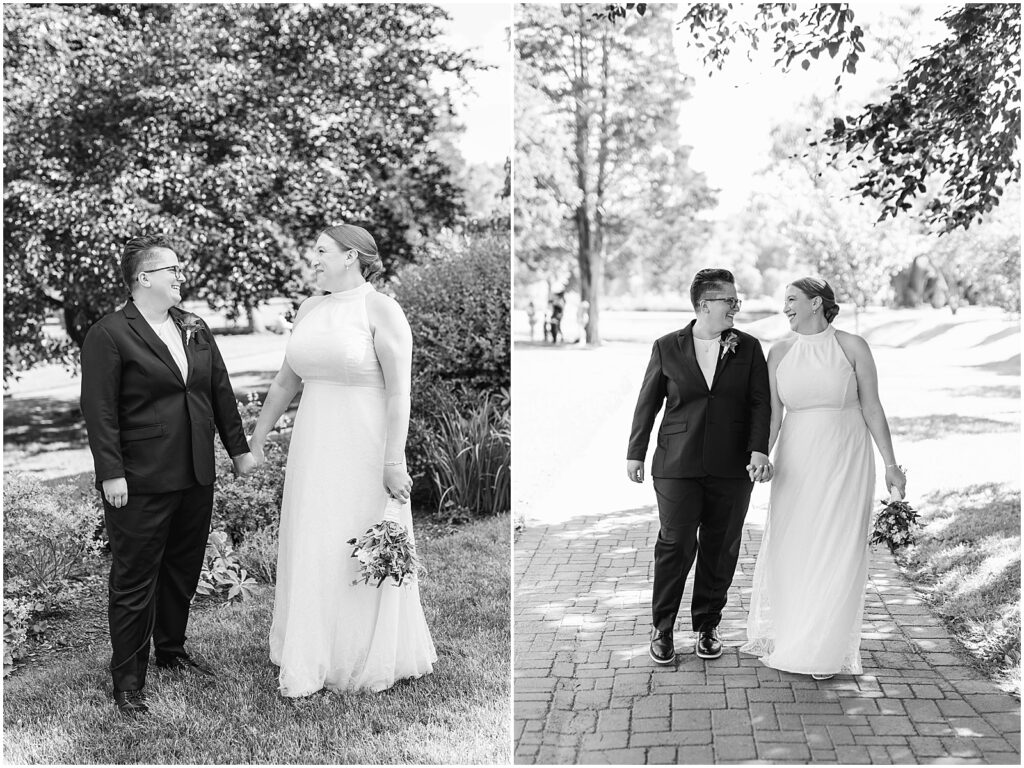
top-left (572, 8), bottom-right (595, 342)
top-left (586, 23), bottom-right (612, 346)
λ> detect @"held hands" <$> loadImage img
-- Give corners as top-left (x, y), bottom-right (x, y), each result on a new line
top-left (232, 452), bottom-right (258, 478)
top-left (384, 463), bottom-right (412, 502)
top-left (626, 460), bottom-right (644, 483)
top-left (747, 451), bottom-right (774, 483)
top-left (247, 434), bottom-right (267, 468)
top-left (102, 477), bottom-right (129, 508)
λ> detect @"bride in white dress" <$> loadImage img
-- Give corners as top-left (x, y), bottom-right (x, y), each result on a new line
top-left (741, 277), bottom-right (906, 679)
top-left (250, 224), bottom-right (436, 696)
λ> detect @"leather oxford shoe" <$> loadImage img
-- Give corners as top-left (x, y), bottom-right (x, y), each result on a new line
top-left (695, 626), bottom-right (723, 659)
top-left (113, 688), bottom-right (148, 717)
top-left (156, 653), bottom-right (215, 678)
top-left (649, 628), bottom-right (675, 665)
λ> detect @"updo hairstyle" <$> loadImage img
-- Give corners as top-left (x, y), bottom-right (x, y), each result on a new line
top-left (791, 276), bottom-right (840, 323)
top-left (321, 224), bottom-right (384, 283)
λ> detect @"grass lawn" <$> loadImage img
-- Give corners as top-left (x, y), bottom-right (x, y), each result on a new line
top-left (897, 483), bottom-right (1021, 697)
top-left (2, 514), bottom-right (511, 764)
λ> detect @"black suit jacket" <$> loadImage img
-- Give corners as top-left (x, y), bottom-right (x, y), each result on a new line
top-left (627, 321), bottom-right (771, 478)
top-left (80, 300), bottom-right (249, 494)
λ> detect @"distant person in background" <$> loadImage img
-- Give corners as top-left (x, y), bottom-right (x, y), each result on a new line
top-left (527, 301), bottom-right (537, 341)
top-left (577, 299), bottom-right (590, 345)
top-left (549, 292), bottom-right (565, 344)
top-left (741, 277), bottom-right (906, 680)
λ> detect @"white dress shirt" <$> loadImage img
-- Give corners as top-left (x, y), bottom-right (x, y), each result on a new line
top-left (145, 316), bottom-right (189, 382)
top-left (693, 334), bottom-right (720, 390)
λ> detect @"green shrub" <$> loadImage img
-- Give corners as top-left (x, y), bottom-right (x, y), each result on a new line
top-left (390, 228), bottom-right (511, 504)
top-left (235, 524), bottom-right (279, 585)
top-left (3, 473), bottom-right (103, 593)
top-left (3, 473), bottom-right (104, 674)
top-left (212, 394), bottom-right (290, 543)
top-left (425, 390), bottom-right (510, 522)
top-left (392, 228), bottom-right (510, 395)
top-left (195, 531), bottom-right (257, 602)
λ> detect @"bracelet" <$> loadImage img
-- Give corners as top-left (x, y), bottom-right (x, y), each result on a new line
top-left (886, 463), bottom-right (901, 469)
top-left (384, 460), bottom-right (405, 466)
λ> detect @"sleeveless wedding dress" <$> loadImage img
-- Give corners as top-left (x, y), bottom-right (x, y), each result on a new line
top-left (741, 324), bottom-right (875, 675)
top-left (269, 282), bottom-right (436, 696)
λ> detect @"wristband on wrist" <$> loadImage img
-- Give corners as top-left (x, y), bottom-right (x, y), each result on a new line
top-left (384, 460), bottom-right (405, 466)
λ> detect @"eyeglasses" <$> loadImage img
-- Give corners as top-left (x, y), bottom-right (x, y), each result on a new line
top-left (143, 265), bottom-right (186, 279)
top-left (704, 297), bottom-right (742, 310)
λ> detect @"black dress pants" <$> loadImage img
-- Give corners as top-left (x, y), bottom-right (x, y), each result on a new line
top-left (102, 483), bottom-right (213, 691)
top-left (651, 475), bottom-right (753, 632)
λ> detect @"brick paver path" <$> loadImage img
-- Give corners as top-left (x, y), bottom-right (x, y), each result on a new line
top-left (514, 509), bottom-right (1021, 765)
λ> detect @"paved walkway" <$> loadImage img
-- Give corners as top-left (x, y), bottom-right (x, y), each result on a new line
top-left (513, 510), bottom-right (1021, 764)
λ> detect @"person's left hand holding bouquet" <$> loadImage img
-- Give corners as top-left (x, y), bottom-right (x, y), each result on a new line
top-left (384, 458), bottom-right (412, 502)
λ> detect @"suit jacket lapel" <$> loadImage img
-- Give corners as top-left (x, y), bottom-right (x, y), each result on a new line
top-left (123, 300), bottom-right (186, 387)
top-left (170, 307), bottom-right (195, 385)
top-left (711, 331), bottom-right (735, 390)
top-left (678, 321), bottom-right (710, 393)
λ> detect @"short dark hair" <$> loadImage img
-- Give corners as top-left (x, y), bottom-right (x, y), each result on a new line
top-left (791, 277), bottom-right (841, 323)
top-left (121, 234), bottom-right (177, 289)
top-left (689, 268), bottom-right (735, 309)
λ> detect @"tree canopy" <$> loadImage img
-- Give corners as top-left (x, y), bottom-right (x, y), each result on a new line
top-left (824, 4), bottom-right (1020, 231)
top-left (4, 4), bottom-right (475, 381)
top-left (600, 2), bottom-right (1021, 233)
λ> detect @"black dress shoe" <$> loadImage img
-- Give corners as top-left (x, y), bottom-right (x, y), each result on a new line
top-left (113, 688), bottom-right (148, 716)
top-left (695, 626), bottom-right (723, 659)
top-left (156, 653), bottom-right (215, 677)
top-left (649, 628), bottom-right (675, 665)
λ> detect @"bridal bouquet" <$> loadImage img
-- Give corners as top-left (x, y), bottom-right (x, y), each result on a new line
top-left (870, 487), bottom-right (920, 553)
top-left (347, 497), bottom-right (422, 588)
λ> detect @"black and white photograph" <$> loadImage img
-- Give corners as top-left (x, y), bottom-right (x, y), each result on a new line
top-left (3, 3), bottom-right (511, 763)
top-left (513, 3), bottom-right (1020, 765)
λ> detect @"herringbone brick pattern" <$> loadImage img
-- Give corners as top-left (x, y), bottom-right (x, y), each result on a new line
top-left (514, 509), bottom-right (1020, 765)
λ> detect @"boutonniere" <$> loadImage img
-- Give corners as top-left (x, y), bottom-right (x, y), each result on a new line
top-left (719, 332), bottom-right (739, 359)
top-left (175, 312), bottom-right (204, 345)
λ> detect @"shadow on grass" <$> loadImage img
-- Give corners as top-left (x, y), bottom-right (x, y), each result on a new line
top-left (3, 380), bottom-right (284, 458)
top-left (901, 483), bottom-right (1021, 696)
top-left (974, 327), bottom-right (1020, 347)
top-left (3, 395), bottom-right (87, 452)
top-left (2, 515), bottom-right (511, 764)
top-left (939, 383), bottom-right (1021, 400)
top-left (888, 414), bottom-right (1018, 442)
top-left (969, 353), bottom-right (1021, 377)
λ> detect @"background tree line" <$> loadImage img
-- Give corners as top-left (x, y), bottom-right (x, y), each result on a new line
top-left (516, 3), bottom-right (1020, 338)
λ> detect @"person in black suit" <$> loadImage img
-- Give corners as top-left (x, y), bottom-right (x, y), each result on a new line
top-left (80, 234), bottom-right (257, 716)
top-left (626, 269), bottom-right (771, 664)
